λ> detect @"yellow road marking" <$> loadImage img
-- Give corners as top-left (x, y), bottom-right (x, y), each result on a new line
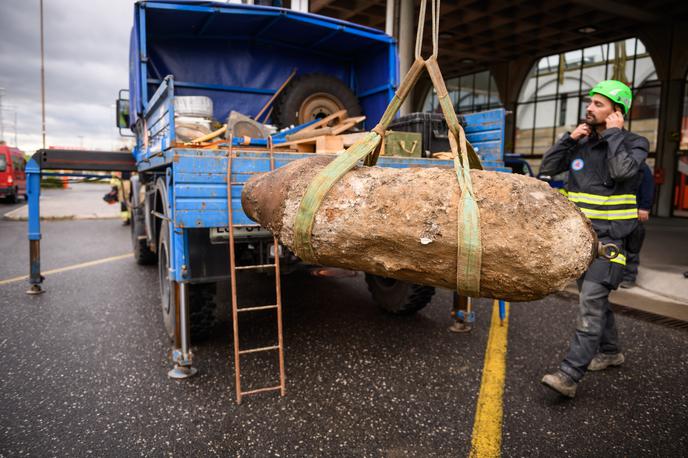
top-left (0, 253), bottom-right (133, 286)
top-left (469, 300), bottom-right (510, 458)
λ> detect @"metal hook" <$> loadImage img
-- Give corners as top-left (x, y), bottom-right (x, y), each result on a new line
top-left (598, 242), bottom-right (620, 260)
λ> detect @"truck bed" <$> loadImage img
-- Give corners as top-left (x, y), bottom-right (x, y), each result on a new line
top-left (169, 147), bottom-right (510, 230)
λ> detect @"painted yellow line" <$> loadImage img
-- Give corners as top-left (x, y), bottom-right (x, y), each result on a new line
top-left (0, 253), bottom-right (133, 286)
top-left (469, 300), bottom-right (510, 458)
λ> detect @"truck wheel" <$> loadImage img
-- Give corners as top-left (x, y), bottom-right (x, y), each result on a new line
top-left (364, 273), bottom-right (436, 315)
top-left (131, 206), bottom-right (156, 265)
top-left (6, 188), bottom-right (17, 204)
top-left (158, 222), bottom-right (217, 341)
top-left (272, 73), bottom-right (362, 128)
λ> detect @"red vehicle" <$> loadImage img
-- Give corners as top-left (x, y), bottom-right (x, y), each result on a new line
top-left (0, 145), bottom-right (27, 202)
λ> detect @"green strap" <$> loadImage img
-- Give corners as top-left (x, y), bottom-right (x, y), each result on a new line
top-left (292, 132), bottom-right (381, 262)
top-left (426, 56), bottom-right (482, 296)
top-left (451, 132), bottom-right (482, 297)
top-left (292, 59), bottom-right (427, 261)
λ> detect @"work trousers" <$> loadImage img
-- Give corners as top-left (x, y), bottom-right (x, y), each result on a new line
top-left (559, 278), bottom-right (620, 383)
top-left (623, 222), bottom-right (646, 282)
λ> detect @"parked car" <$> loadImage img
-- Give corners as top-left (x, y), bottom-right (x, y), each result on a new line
top-left (0, 145), bottom-right (27, 203)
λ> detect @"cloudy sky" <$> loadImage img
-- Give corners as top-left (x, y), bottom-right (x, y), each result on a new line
top-left (0, 0), bottom-right (136, 153)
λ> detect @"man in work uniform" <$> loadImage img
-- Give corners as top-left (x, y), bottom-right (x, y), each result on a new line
top-left (539, 80), bottom-right (649, 398)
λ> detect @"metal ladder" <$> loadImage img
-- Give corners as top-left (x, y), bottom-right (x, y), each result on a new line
top-left (226, 137), bottom-right (286, 404)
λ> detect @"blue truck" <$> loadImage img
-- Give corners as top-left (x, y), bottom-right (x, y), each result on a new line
top-left (27, 1), bottom-right (508, 388)
top-left (119, 0), bottom-right (504, 382)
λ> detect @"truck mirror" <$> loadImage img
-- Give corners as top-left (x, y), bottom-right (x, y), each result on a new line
top-left (116, 99), bottom-right (130, 129)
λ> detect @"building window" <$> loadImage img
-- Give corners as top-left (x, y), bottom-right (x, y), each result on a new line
top-left (515, 38), bottom-right (660, 161)
top-left (421, 70), bottom-right (502, 114)
top-left (676, 72), bottom-right (688, 216)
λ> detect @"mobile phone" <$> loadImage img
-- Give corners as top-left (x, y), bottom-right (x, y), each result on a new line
top-left (579, 119), bottom-right (593, 130)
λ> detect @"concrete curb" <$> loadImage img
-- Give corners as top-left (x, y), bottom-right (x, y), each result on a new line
top-left (565, 282), bottom-right (688, 322)
top-left (3, 205), bottom-right (120, 222)
top-left (636, 266), bottom-right (688, 304)
top-left (4, 214), bottom-right (121, 221)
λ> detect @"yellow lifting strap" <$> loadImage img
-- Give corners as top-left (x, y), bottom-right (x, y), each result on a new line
top-left (292, 0), bottom-right (483, 297)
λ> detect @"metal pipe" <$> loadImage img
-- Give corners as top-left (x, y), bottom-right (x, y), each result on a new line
top-left (27, 240), bottom-right (44, 295)
top-left (270, 136), bottom-right (286, 397)
top-left (40, 0), bottom-right (46, 149)
top-left (179, 281), bottom-right (190, 359)
top-left (385, 0), bottom-right (395, 36)
top-left (26, 159), bottom-right (44, 295)
top-left (0, 87), bottom-right (4, 141)
top-left (226, 136), bottom-right (242, 404)
top-left (398, 0), bottom-right (414, 115)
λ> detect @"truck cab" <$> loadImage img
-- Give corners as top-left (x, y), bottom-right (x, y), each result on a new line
top-left (0, 145), bottom-right (27, 203)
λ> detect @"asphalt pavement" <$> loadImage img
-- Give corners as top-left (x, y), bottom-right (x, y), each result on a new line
top-left (0, 214), bottom-right (686, 456)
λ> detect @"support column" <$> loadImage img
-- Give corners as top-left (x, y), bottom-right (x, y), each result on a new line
top-left (640, 22), bottom-right (688, 217)
top-left (385, 0), bottom-right (395, 36)
top-left (655, 78), bottom-right (683, 217)
top-left (398, 0), bottom-right (414, 115)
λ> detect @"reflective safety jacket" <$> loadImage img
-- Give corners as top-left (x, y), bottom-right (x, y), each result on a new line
top-left (540, 127), bottom-right (649, 243)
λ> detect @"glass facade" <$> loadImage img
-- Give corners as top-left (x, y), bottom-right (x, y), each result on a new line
top-left (422, 70), bottom-right (502, 114)
top-left (676, 74), bottom-right (688, 216)
top-left (515, 38), bottom-right (660, 159)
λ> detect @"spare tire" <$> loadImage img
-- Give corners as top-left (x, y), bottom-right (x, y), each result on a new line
top-left (272, 73), bottom-right (362, 128)
top-left (174, 96), bottom-right (213, 118)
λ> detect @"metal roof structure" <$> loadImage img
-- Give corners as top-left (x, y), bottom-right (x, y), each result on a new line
top-left (311, 0), bottom-right (688, 77)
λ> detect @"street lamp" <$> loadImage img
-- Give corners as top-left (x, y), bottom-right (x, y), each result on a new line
top-left (40, 0), bottom-right (46, 149)
top-left (0, 87), bottom-right (5, 142)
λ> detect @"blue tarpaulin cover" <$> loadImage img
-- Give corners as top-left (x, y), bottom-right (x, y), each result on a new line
top-left (129, 1), bottom-right (398, 129)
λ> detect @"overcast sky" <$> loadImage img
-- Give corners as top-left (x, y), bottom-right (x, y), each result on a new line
top-left (0, 0), bottom-right (136, 153)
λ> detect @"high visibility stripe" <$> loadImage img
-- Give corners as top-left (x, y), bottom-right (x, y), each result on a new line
top-left (558, 188), bottom-right (569, 197)
top-left (568, 191), bottom-right (636, 200)
top-left (579, 207), bottom-right (638, 220)
top-left (610, 253), bottom-right (627, 266)
top-left (568, 192), bottom-right (637, 206)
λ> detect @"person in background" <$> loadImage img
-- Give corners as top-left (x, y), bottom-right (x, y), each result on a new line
top-left (620, 162), bottom-right (654, 288)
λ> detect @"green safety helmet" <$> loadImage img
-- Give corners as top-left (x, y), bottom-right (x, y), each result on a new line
top-left (589, 80), bottom-right (633, 114)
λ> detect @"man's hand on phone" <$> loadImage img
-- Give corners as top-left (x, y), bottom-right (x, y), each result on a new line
top-left (606, 110), bottom-right (625, 130)
top-left (571, 123), bottom-right (591, 140)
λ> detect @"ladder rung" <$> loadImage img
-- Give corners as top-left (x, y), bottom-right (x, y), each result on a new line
top-left (235, 263), bottom-right (276, 271)
top-left (241, 385), bottom-right (282, 396)
top-left (237, 304), bottom-right (278, 313)
top-left (238, 345), bottom-right (279, 355)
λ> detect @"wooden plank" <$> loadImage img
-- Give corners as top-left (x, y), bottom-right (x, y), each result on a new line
top-left (315, 135), bottom-right (344, 154)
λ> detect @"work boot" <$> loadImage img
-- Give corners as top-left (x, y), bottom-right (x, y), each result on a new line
top-left (541, 370), bottom-right (577, 398)
top-left (619, 280), bottom-right (635, 289)
top-left (587, 352), bottom-right (625, 371)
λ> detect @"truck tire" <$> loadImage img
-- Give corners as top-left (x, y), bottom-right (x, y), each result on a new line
top-left (364, 273), bottom-right (436, 316)
top-left (173, 96), bottom-right (213, 118)
top-left (158, 221), bottom-right (218, 341)
top-left (131, 206), bottom-right (156, 265)
top-left (272, 73), bottom-right (362, 128)
top-left (6, 187), bottom-right (17, 203)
